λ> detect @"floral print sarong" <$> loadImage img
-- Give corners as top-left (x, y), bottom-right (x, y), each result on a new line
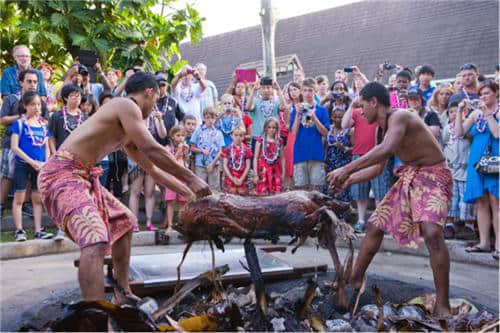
top-left (38, 149), bottom-right (136, 253)
top-left (368, 161), bottom-right (452, 248)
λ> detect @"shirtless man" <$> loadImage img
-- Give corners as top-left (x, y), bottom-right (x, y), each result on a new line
top-left (38, 72), bottom-right (210, 303)
top-left (327, 82), bottom-right (452, 316)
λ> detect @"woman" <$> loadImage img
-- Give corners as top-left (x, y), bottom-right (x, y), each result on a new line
top-left (455, 80), bottom-right (499, 259)
top-left (226, 72), bottom-right (248, 113)
top-left (38, 62), bottom-right (57, 113)
top-left (428, 85), bottom-right (454, 127)
top-left (79, 94), bottom-right (98, 116)
top-left (283, 82), bottom-right (303, 190)
top-left (315, 75), bottom-right (330, 102)
top-left (322, 80), bottom-right (352, 112)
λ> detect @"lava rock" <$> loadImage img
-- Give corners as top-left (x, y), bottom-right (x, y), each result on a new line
top-left (325, 319), bottom-right (353, 332)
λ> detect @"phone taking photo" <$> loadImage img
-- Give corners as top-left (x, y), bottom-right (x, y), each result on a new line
top-left (343, 67), bottom-right (353, 73)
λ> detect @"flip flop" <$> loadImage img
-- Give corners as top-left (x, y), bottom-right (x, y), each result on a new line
top-left (492, 250), bottom-right (499, 260)
top-left (465, 245), bottom-right (490, 253)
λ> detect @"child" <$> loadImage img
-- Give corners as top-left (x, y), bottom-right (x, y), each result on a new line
top-left (325, 108), bottom-right (353, 203)
top-left (442, 101), bottom-right (476, 240)
top-left (253, 117), bottom-right (284, 195)
top-left (10, 91), bottom-right (53, 241)
top-left (216, 94), bottom-right (242, 147)
top-left (162, 126), bottom-right (190, 239)
top-left (182, 115), bottom-right (197, 171)
top-left (222, 127), bottom-right (253, 195)
top-left (190, 107), bottom-right (225, 191)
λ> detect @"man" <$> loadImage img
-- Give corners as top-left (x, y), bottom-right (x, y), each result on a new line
top-left (451, 63), bottom-right (480, 102)
top-left (155, 73), bottom-right (184, 144)
top-left (407, 88), bottom-right (441, 140)
top-left (328, 82), bottom-right (452, 316)
top-left (80, 64), bottom-right (105, 103)
top-left (171, 66), bottom-right (206, 127)
top-left (290, 78), bottom-right (329, 191)
top-left (38, 72), bottom-right (210, 303)
top-left (195, 63), bottom-right (218, 112)
top-left (0, 69), bottom-right (48, 220)
top-left (411, 65), bottom-right (436, 106)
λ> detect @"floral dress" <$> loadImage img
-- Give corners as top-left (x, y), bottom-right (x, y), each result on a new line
top-left (255, 136), bottom-right (283, 195)
top-left (325, 128), bottom-right (352, 202)
top-left (222, 143), bottom-right (253, 194)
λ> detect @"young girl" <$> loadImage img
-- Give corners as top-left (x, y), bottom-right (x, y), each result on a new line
top-left (216, 94), bottom-right (242, 147)
top-left (163, 126), bottom-right (190, 239)
top-left (284, 82), bottom-right (303, 189)
top-left (325, 107), bottom-right (353, 203)
top-left (10, 91), bottom-right (53, 241)
top-left (253, 117), bottom-right (284, 195)
top-left (222, 127), bottom-right (253, 195)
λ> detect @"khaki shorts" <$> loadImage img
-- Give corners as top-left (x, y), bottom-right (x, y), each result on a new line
top-left (195, 165), bottom-right (221, 191)
top-left (293, 161), bottom-right (326, 187)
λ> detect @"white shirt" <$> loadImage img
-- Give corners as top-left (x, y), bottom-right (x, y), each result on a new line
top-left (174, 82), bottom-right (202, 127)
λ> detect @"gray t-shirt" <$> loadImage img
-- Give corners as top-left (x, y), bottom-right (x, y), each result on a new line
top-left (442, 123), bottom-right (471, 181)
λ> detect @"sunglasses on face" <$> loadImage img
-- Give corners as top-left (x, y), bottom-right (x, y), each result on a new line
top-left (460, 63), bottom-right (477, 71)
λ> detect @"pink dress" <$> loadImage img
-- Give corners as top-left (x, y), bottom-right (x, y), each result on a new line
top-left (164, 145), bottom-right (188, 202)
top-left (255, 137), bottom-right (283, 195)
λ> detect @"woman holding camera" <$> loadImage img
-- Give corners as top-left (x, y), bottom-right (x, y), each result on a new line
top-left (455, 80), bottom-right (499, 259)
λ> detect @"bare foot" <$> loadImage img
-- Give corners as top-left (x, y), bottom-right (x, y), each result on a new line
top-left (164, 227), bottom-right (173, 237)
top-left (112, 290), bottom-right (141, 306)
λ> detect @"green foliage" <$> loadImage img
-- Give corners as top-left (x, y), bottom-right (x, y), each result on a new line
top-left (0, 0), bottom-right (204, 74)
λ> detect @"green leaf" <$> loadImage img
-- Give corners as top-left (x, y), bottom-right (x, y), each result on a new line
top-left (69, 32), bottom-right (87, 46)
top-left (94, 38), bottom-right (110, 53)
top-left (45, 31), bottom-right (64, 44)
top-left (50, 13), bottom-right (68, 28)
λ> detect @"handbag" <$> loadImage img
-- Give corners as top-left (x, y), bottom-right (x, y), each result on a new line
top-left (474, 135), bottom-right (499, 175)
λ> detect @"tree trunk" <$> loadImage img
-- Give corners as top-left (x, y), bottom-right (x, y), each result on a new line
top-left (260, 0), bottom-right (278, 80)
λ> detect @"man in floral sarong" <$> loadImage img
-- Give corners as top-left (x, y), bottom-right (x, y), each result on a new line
top-left (328, 82), bottom-right (452, 316)
top-left (38, 72), bottom-right (210, 305)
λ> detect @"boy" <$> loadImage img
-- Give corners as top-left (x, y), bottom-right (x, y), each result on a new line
top-left (246, 76), bottom-right (286, 151)
top-left (190, 107), bottom-right (225, 191)
top-left (442, 101), bottom-right (476, 240)
top-left (290, 77), bottom-right (330, 191)
top-left (182, 114), bottom-right (197, 171)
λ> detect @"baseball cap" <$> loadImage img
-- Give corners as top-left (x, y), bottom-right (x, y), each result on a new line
top-left (407, 88), bottom-right (423, 99)
top-left (155, 73), bottom-right (167, 84)
top-left (78, 64), bottom-right (89, 75)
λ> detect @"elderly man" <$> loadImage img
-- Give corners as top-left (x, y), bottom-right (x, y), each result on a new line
top-left (1, 44), bottom-right (46, 97)
top-left (171, 66), bottom-right (206, 128)
top-left (195, 63), bottom-right (218, 112)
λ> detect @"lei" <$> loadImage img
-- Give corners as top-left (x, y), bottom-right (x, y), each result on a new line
top-left (218, 113), bottom-right (240, 135)
top-left (259, 99), bottom-right (275, 118)
top-left (199, 125), bottom-right (218, 166)
top-left (300, 103), bottom-right (315, 128)
top-left (22, 116), bottom-right (48, 147)
top-left (262, 136), bottom-right (280, 164)
top-left (326, 127), bottom-right (346, 146)
top-left (179, 82), bottom-right (194, 103)
top-left (476, 107), bottom-right (499, 134)
top-left (62, 106), bottom-right (83, 133)
top-left (229, 143), bottom-right (245, 172)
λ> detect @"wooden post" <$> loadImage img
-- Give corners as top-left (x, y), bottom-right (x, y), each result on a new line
top-left (260, 0), bottom-right (278, 80)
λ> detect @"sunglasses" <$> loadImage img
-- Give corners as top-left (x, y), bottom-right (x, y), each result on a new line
top-left (460, 63), bottom-right (477, 71)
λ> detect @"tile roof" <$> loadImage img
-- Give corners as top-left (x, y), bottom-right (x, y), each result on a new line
top-left (180, 0), bottom-right (499, 94)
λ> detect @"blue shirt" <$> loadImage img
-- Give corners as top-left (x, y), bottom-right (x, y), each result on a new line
top-left (250, 98), bottom-right (280, 138)
top-left (190, 125), bottom-right (225, 168)
top-left (10, 119), bottom-right (51, 162)
top-left (216, 114), bottom-right (241, 147)
top-left (1, 65), bottom-right (47, 97)
top-left (290, 104), bottom-right (330, 164)
top-left (410, 83), bottom-right (435, 106)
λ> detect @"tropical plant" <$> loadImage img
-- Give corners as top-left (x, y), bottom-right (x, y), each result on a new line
top-left (0, 0), bottom-right (203, 74)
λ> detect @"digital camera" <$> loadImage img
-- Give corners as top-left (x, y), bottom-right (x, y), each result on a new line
top-left (332, 92), bottom-right (342, 99)
top-left (384, 63), bottom-right (396, 70)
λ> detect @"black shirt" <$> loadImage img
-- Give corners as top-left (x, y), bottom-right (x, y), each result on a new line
top-left (48, 110), bottom-right (88, 150)
top-left (156, 94), bottom-right (184, 145)
top-left (423, 110), bottom-right (441, 128)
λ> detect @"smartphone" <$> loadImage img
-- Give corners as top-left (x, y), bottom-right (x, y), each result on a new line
top-left (235, 68), bottom-right (257, 83)
top-left (343, 67), bottom-right (353, 73)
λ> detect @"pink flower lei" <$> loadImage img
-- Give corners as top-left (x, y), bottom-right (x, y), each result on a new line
top-left (229, 143), bottom-right (245, 171)
top-left (62, 106), bottom-right (83, 133)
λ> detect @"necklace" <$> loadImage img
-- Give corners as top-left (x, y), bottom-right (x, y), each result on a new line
top-left (326, 127), bottom-right (343, 146)
top-left (23, 116), bottom-right (48, 147)
top-left (62, 106), bottom-right (83, 133)
top-left (229, 143), bottom-right (245, 172)
top-left (259, 99), bottom-right (275, 118)
top-left (219, 114), bottom-right (240, 134)
top-left (179, 82), bottom-right (194, 103)
top-left (200, 125), bottom-right (218, 166)
top-left (300, 103), bottom-right (315, 128)
top-left (262, 136), bottom-right (280, 164)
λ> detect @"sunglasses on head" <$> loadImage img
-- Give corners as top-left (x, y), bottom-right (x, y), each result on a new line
top-left (460, 63), bottom-right (477, 71)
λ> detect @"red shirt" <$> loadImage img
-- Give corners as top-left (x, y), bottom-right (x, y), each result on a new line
top-left (351, 108), bottom-right (377, 155)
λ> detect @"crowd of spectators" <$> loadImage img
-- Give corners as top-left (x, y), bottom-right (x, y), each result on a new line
top-left (0, 44), bottom-right (498, 259)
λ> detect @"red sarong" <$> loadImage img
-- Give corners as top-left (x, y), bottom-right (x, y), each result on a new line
top-left (38, 149), bottom-right (136, 253)
top-left (368, 161), bottom-right (452, 248)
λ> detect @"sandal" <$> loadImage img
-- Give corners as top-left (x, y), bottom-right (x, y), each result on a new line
top-left (465, 245), bottom-right (490, 253)
top-left (492, 250), bottom-right (499, 260)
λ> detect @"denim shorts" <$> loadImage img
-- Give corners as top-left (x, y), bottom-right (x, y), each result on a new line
top-left (350, 154), bottom-right (392, 201)
top-left (0, 148), bottom-right (15, 179)
top-left (293, 161), bottom-right (326, 187)
top-left (13, 159), bottom-right (39, 192)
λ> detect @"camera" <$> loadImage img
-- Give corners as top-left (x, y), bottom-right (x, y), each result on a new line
top-left (343, 67), bottom-right (353, 73)
top-left (383, 63), bottom-right (396, 70)
top-left (332, 92), bottom-right (342, 99)
top-left (186, 69), bottom-right (194, 75)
